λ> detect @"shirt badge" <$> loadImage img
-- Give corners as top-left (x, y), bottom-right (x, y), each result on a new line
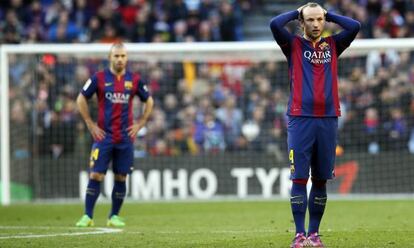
top-left (125, 81), bottom-right (133, 90)
top-left (319, 42), bottom-right (330, 51)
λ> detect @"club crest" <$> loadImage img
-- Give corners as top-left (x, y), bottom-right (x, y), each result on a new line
top-left (125, 81), bottom-right (133, 90)
top-left (319, 41), bottom-right (330, 51)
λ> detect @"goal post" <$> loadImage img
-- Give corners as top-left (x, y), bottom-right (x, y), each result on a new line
top-left (1, 45), bottom-right (11, 206)
top-left (2, 39), bottom-right (414, 205)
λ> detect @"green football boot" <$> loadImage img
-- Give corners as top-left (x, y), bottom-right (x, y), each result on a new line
top-left (107, 215), bottom-right (126, 227)
top-left (76, 215), bottom-right (94, 227)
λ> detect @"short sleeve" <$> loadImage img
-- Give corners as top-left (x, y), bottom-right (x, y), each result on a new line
top-left (136, 78), bottom-right (150, 102)
top-left (81, 74), bottom-right (98, 98)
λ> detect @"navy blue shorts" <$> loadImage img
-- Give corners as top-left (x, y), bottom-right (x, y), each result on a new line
top-left (88, 139), bottom-right (134, 175)
top-left (287, 116), bottom-right (338, 180)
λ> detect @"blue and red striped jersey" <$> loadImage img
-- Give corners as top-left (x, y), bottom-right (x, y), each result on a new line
top-left (270, 11), bottom-right (360, 117)
top-left (81, 69), bottom-right (150, 143)
top-left (288, 36), bottom-right (340, 116)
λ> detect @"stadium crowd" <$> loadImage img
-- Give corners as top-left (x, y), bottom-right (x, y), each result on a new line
top-left (0, 0), bottom-right (250, 43)
top-left (3, 0), bottom-right (414, 160)
top-left (1, 0), bottom-right (414, 44)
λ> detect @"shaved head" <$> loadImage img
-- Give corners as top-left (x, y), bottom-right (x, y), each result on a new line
top-left (109, 42), bottom-right (127, 75)
top-left (299, 2), bottom-right (324, 21)
top-left (299, 2), bottom-right (326, 42)
top-left (109, 42), bottom-right (126, 54)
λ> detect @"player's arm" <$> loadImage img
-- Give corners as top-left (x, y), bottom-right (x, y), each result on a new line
top-left (327, 12), bottom-right (361, 55)
top-left (127, 96), bottom-right (154, 138)
top-left (127, 79), bottom-right (154, 138)
top-left (77, 75), bottom-right (105, 141)
top-left (77, 94), bottom-right (106, 141)
top-left (269, 10), bottom-right (298, 53)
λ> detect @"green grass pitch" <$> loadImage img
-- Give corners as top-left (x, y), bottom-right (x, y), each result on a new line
top-left (0, 200), bottom-right (413, 247)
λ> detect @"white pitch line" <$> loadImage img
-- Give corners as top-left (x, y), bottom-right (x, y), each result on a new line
top-left (126, 229), bottom-right (277, 235)
top-left (0, 226), bottom-right (122, 239)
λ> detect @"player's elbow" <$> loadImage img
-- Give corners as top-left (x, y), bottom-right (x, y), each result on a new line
top-left (146, 96), bottom-right (154, 106)
top-left (76, 93), bottom-right (86, 108)
top-left (351, 20), bottom-right (361, 34)
top-left (269, 17), bottom-right (280, 31)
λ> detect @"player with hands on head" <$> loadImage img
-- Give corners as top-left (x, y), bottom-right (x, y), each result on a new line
top-left (270, 2), bottom-right (360, 247)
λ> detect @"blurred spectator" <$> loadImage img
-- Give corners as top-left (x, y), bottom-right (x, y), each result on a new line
top-left (163, 93), bottom-right (180, 129)
top-left (71, 0), bottom-right (93, 30)
top-left (99, 23), bottom-right (120, 43)
top-left (168, 0), bottom-right (188, 24)
top-left (375, 7), bottom-right (404, 38)
top-left (129, 9), bottom-right (154, 42)
top-left (366, 50), bottom-right (400, 78)
top-left (199, 0), bottom-right (215, 20)
top-left (384, 107), bottom-right (409, 150)
top-left (152, 10), bottom-right (170, 42)
top-left (242, 106), bottom-right (274, 151)
top-left (363, 107), bottom-right (381, 154)
top-left (86, 16), bottom-right (102, 42)
top-left (48, 10), bottom-right (80, 42)
top-left (216, 94), bottom-right (243, 150)
top-left (1, 10), bottom-right (23, 43)
top-left (219, 1), bottom-right (238, 41)
top-left (10, 99), bottom-right (30, 160)
top-left (194, 111), bottom-right (226, 153)
top-left (171, 20), bottom-right (188, 42)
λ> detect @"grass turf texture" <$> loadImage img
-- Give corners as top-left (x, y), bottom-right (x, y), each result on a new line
top-left (0, 200), bottom-right (413, 248)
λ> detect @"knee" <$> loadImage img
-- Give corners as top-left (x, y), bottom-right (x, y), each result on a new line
top-left (114, 174), bottom-right (127, 182)
top-left (311, 178), bottom-right (327, 188)
top-left (89, 172), bottom-right (105, 181)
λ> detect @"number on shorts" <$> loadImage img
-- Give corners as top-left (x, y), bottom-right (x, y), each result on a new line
top-left (289, 149), bottom-right (294, 164)
top-left (91, 148), bottom-right (99, 161)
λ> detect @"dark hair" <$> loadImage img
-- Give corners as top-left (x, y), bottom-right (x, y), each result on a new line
top-left (299, 2), bottom-right (323, 20)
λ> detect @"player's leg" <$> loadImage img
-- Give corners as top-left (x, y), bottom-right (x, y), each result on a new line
top-left (287, 116), bottom-right (315, 247)
top-left (107, 173), bottom-right (127, 227)
top-left (307, 117), bottom-right (338, 246)
top-left (76, 141), bottom-right (112, 227)
top-left (307, 178), bottom-right (327, 247)
top-left (107, 142), bottom-right (133, 227)
top-left (290, 178), bottom-right (308, 248)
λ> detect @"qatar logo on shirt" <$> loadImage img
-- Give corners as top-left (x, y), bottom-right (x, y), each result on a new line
top-left (105, 92), bottom-right (130, 104)
top-left (303, 50), bottom-right (331, 64)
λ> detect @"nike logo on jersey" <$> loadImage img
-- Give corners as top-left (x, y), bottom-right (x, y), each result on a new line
top-left (105, 82), bottom-right (113, 87)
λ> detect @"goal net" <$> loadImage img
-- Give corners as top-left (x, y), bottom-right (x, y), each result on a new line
top-left (1, 40), bottom-right (414, 204)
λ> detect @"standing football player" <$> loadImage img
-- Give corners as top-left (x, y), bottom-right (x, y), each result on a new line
top-left (76, 42), bottom-right (154, 227)
top-left (270, 2), bottom-right (360, 247)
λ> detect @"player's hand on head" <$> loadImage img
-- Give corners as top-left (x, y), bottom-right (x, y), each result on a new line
top-left (127, 121), bottom-right (146, 139)
top-left (86, 122), bottom-right (106, 141)
top-left (297, 4), bottom-right (306, 17)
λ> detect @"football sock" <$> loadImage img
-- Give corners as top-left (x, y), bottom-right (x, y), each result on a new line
top-left (85, 179), bottom-right (101, 218)
top-left (308, 179), bottom-right (327, 234)
top-left (109, 180), bottom-right (126, 217)
top-left (291, 179), bottom-right (308, 234)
